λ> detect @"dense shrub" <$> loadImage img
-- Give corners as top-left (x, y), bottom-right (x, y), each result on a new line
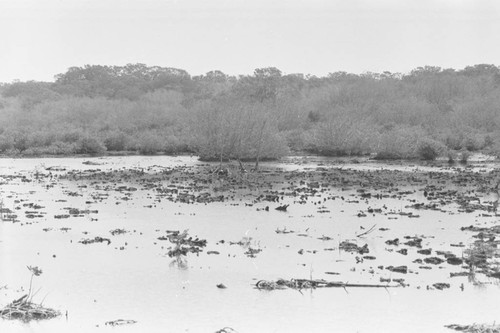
top-left (163, 135), bottom-right (185, 154)
top-left (103, 131), bottom-right (129, 151)
top-left (464, 135), bottom-right (483, 151)
top-left (416, 138), bottom-right (446, 160)
top-left (60, 129), bottom-right (85, 143)
top-left (459, 151), bottom-right (471, 164)
top-left (133, 133), bottom-right (164, 155)
top-left (374, 126), bottom-right (424, 160)
top-left (26, 131), bottom-right (57, 148)
top-left (75, 136), bottom-right (107, 154)
top-left (0, 135), bottom-right (14, 152)
top-left (43, 141), bottom-right (77, 155)
top-left (1, 63), bottom-right (500, 159)
top-left (10, 132), bottom-right (29, 152)
top-left (305, 116), bottom-right (373, 156)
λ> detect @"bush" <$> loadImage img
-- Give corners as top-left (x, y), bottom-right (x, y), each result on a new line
top-left (23, 147), bottom-right (44, 156)
top-left (374, 126), bottom-right (423, 160)
top-left (0, 135), bottom-right (14, 153)
top-left (163, 135), bottom-right (185, 154)
top-left (26, 131), bottom-right (57, 148)
top-left (103, 131), bottom-right (129, 151)
top-left (12, 132), bottom-right (29, 152)
top-left (416, 138), bottom-right (445, 160)
top-left (44, 141), bottom-right (77, 155)
top-left (283, 129), bottom-right (307, 152)
top-left (133, 133), bottom-right (164, 155)
top-left (464, 136), bottom-right (482, 151)
top-left (75, 136), bottom-right (106, 154)
top-left (443, 132), bottom-right (463, 150)
top-left (459, 151), bottom-right (471, 164)
top-left (4, 148), bottom-right (21, 156)
top-left (447, 151), bottom-right (457, 164)
top-left (60, 129), bottom-right (85, 143)
top-left (484, 134), bottom-right (494, 148)
top-left (305, 116), bottom-right (373, 156)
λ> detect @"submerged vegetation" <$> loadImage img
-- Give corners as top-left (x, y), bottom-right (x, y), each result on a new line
top-left (1, 64), bottom-right (500, 160)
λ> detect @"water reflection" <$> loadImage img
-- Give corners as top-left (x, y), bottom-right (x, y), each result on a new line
top-left (168, 255), bottom-right (188, 270)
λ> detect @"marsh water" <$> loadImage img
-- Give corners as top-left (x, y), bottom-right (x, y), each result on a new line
top-left (1, 156), bottom-right (500, 333)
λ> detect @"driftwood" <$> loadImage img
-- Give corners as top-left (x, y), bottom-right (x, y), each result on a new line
top-left (79, 236), bottom-right (111, 245)
top-left (356, 224), bottom-right (377, 238)
top-left (255, 278), bottom-right (400, 291)
top-left (105, 319), bottom-right (137, 326)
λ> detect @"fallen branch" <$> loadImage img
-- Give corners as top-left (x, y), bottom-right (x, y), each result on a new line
top-left (105, 319), bottom-right (137, 326)
top-left (356, 224), bottom-right (377, 238)
top-left (255, 278), bottom-right (400, 291)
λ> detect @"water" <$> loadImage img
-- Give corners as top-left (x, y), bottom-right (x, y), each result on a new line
top-left (1, 156), bottom-right (499, 333)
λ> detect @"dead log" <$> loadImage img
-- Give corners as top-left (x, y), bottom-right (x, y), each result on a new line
top-left (255, 278), bottom-right (401, 290)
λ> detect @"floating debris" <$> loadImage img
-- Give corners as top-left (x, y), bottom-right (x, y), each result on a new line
top-left (424, 257), bottom-right (444, 265)
top-left (244, 247), bottom-right (262, 258)
top-left (0, 296), bottom-right (60, 321)
top-left (105, 319), bottom-right (137, 326)
top-left (386, 266), bottom-right (408, 274)
top-left (79, 236), bottom-right (111, 245)
top-left (445, 323), bottom-right (500, 332)
top-left (110, 228), bottom-right (128, 236)
top-left (255, 278), bottom-right (400, 291)
top-left (339, 241), bottom-right (369, 254)
top-left (385, 238), bottom-right (399, 246)
top-left (432, 283), bottom-right (450, 290)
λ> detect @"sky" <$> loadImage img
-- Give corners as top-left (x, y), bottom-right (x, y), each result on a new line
top-left (0, 0), bottom-right (499, 82)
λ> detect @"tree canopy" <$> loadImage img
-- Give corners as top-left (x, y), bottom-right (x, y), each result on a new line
top-left (1, 63), bottom-right (499, 160)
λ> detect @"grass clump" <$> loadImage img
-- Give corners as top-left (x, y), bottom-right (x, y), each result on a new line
top-left (0, 266), bottom-right (60, 321)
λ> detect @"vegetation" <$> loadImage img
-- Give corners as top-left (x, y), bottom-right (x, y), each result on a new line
top-left (0, 266), bottom-right (60, 321)
top-left (1, 64), bottom-right (500, 160)
top-left (446, 323), bottom-right (500, 333)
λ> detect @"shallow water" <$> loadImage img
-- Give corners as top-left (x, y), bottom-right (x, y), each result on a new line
top-left (1, 156), bottom-right (499, 333)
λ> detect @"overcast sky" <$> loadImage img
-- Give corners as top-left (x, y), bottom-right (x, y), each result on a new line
top-left (1, 0), bottom-right (499, 82)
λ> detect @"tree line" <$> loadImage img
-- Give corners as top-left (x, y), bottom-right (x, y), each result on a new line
top-left (0, 63), bottom-right (499, 161)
